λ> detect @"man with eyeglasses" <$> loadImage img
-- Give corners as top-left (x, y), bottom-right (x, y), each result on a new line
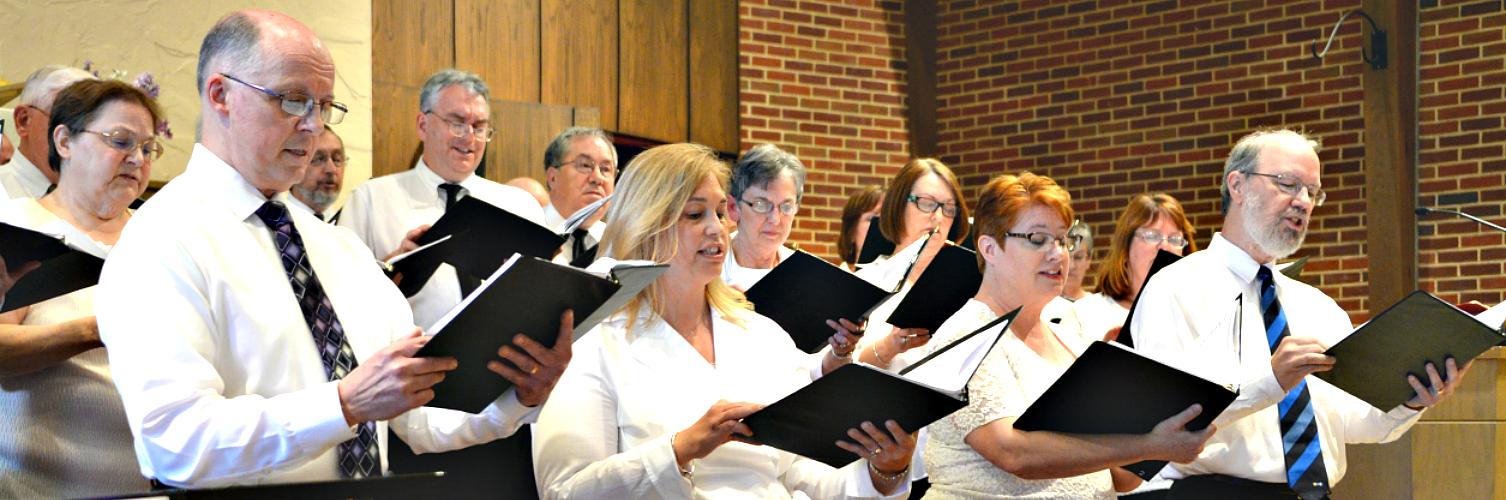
top-left (341, 69), bottom-right (546, 329)
top-left (1, 65), bottom-right (95, 199)
top-left (96, 11), bottom-right (562, 488)
top-left (288, 125), bottom-right (347, 223)
top-left (1128, 129), bottom-right (1467, 500)
top-left (541, 126), bottom-right (616, 267)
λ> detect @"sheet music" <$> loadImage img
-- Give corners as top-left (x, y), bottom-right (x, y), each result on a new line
top-left (427, 253), bottom-right (523, 334)
top-left (898, 312), bottom-right (1013, 395)
top-left (1476, 299), bottom-right (1506, 331)
top-left (558, 194), bottom-right (612, 235)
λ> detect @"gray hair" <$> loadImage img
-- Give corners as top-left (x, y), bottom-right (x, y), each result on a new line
top-left (543, 127), bottom-right (617, 170)
top-left (197, 12), bottom-right (264, 96)
top-left (1220, 129), bottom-right (1320, 215)
top-left (730, 144), bottom-right (807, 202)
top-left (419, 69), bottom-right (489, 113)
top-left (1067, 220), bottom-right (1092, 248)
top-left (19, 66), bottom-right (94, 110)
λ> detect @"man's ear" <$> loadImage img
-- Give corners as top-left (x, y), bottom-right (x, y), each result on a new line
top-left (415, 111), bottom-right (428, 136)
top-left (204, 74), bottom-right (233, 118)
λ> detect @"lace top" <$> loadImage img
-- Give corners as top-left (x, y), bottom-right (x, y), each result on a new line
top-left (923, 299), bottom-right (1114, 500)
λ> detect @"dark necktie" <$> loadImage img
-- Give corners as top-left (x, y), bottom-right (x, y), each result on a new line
top-left (255, 201), bottom-right (379, 479)
top-left (313, 212), bottom-right (326, 222)
top-left (568, 228), bottom-right (597, 268)
top-left (1257, 266), bottom-right (1329, 499)
top-left (438, 183), bottom-right (482, 296)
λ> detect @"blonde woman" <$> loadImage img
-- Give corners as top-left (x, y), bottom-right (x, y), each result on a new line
top-left (534, 143), bottom-right (915, 499)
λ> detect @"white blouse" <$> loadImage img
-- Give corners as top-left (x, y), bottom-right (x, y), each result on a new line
top-left (534, 307), bottom-right (908, 500)
top-left (0, 198), bottom-right (148, 498)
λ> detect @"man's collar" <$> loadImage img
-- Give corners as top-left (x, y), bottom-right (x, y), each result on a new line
top-left (188, 143), bottom-right (286, 221)
top-left (542, 202), bottom-right (566, 229)
top-left (8, 150), bottom-right (53, 195)
top-left (1209, 232), bottom-right (1267, 285)
top-left (416, 156), bottom-right (473, 189)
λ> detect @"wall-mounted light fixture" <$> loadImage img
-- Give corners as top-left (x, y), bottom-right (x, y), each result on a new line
top-left (1311, 10), bottom-right (1387, 70)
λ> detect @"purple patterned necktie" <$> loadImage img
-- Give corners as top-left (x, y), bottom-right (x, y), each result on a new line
top-left (255, 200), bottom-right (379, 479)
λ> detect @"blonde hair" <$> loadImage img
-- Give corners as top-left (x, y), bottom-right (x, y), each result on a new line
top-left (599, 143), bottom-right (752, 333)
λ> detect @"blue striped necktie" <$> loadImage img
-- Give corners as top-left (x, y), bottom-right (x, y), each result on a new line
top-left (256, 201), bottom-right (379, 479)
top-left (1257, 266), bottom-right (1329, 500)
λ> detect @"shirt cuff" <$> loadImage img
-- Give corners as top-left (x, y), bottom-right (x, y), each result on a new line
top-left (645, 433), bottom-right (693, 497)
top-left (492, 388), bottom-right (540, 425)
top-left (847, 459), bottom-right (911, 499)
top-left (1387, 403), bottom-right (1427, 420)
top-left (283, 380), bottom-right (358, 453)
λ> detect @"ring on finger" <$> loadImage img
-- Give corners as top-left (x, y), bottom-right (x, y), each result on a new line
top-left (870, 448), bottom-right (880, 456)
top-left (530, 365), bottom-right (539, 375)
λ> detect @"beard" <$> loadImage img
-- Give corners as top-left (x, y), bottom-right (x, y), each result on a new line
top-left (292, 182), bottom-right (338, 211)
top-left (1240, 191), bottom-right (1306, 261)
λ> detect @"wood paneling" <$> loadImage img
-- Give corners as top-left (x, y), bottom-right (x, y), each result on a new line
top-left (618, 0), bottom-right (688, 143)
top-left (455, 0), bottom-right (540, 103)
top-left (1362, 0), bottom-right (1418, 314)
top-left (542, 0), bottom-right (619, 131)
top-left (486, 100), bottom-right (589, 184)
top-left (1410, 423), bottom-right (1506, 499)
top-left (372, 0), bottom-right (453, 178)
top-left (688, 0), bottom-right (738, 153)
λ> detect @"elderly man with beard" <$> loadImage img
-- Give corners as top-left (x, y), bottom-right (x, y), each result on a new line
top-left (1128, 129), bottom-right (1469, 500)
top-left (288, 125), bottom-right (346, 223)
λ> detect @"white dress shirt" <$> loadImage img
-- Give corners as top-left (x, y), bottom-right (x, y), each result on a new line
top-left (285, 194), bottom-right (329, 222)
top-left (0, 199), bottom-right (148, 498)
top-left (339, 157), bottom-right (545, 330)
top-left (1128, 233), bottom-right (1423, 485)
top-left (1061, 292), bottom-right (1127, 344)
top-left (534, 306), bottom-right (908, 500)
top-left (97, 144), bottom-right (537, 488)
top-left (0, 151), bottom-right (51, 200)
top-left (543, 202), bottom-right (606, 265)
top-left (720, 235), bottom-right (795, 291)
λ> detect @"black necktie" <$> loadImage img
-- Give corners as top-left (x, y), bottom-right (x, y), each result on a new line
top-left (254, 201), bottom-right (379, 479)
top-left (314, 212), bottom-right (326, 222)
top-left (438, 183), bottom-right (482, 296)
top-left (569, 228), bottom-right (597, 268)
top-left (1257, 266), bottom-right (1329, 499)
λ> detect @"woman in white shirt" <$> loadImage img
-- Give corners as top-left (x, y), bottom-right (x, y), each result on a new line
top-left (0, 79), bottom-right (163, 498)
top-left (722, 144), bottom-right (803, 291)
top-left (1062, 194), bottom-right (1198, 345)
top-left (922, 173), bottom-right (1211, 500)
top-left (534, 143), bottom-right (915, 500)
top-left (853, 158), bottom-right (972, 372)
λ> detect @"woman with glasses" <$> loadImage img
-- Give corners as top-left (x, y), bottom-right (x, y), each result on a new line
top-left (1040, 221), bottom-right (1092, 324)
top-left (921, 174), bottom-right (1211, 500)
top-left (534, 143), bottom-right (916, 500)
top-left (854, 158), bottom-right (971, 372)
top-left (721, 144), bottom-right (805, 291)
top-left (0, 79), bottom-right (162, 498)
top-left (1063, 193), bottom-right (1198, 347)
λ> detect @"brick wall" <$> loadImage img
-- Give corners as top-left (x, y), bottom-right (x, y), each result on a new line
top-left (739, 0), bottom-right (911, 258)
top-left (934, 0), bottom-right (1384, 323)
top-left (1417, 0), bottom-right (1506, 307)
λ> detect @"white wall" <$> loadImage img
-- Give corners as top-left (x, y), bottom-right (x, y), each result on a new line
top-left (0, 0), bottom-right (374, 206)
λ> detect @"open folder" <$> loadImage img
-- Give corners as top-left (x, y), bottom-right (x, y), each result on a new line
top-left (1118, 249), bottom-right (1183, 348)
top-left (390, 197), bottom-right (567, 297)
top-left (415, 254), bottom-right (667, 413)
top-left (1317, 290), bottom-right (1506, 410)
top-left (742, 250), bottom-right (894, 353)
top-left (1014, 339), bottom-right (1239, 480)
top-left (0, 222), bottom-right (107, 313)
top-left (885, 243), bottom-right (985, 333)
top-left (737, 307), bottom-right (1021, 468)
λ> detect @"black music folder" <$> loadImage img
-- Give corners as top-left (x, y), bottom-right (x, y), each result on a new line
top-left (1277, 255), bottom-right (1309, 280)
top-left (1014, 340), bottom-right (1238, 480)
top-left (1118, 249), bottom-right (1183, 348)
top-left (391, 197), bottom-right (567, 297)
top-left (416, 255), bottom-right (667, 413)
top-left (1317, 290), bottom-right (1506, 410)
top-left (743, 250), bottom-right (894, 353)
top-left (885, 244), bottom-right (984, 333)
top-left (738, 307), bottom-right (1020, 467)
top-left (0, 222), bottom-right (106, 313)
top-left (855, 218), bottom-right (895, 265)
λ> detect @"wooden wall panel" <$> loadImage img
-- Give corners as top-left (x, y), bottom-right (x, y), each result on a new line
top-left (688, 0), bottom-right (738, 154)
top-left (486, 100), bottom-right (582, 184)
top-left (618, 0), bottom-right (688, 143)
top-left (372, 0), bottom-right (453, 178)
top-left (542, 0), bottom-right (619, 131)
top-left (455, 0), bottom-right (541, 103)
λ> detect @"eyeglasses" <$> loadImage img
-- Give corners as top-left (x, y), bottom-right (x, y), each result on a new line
top-left (79, 129), bottom-right (163, 162)
top-left (1245, 171), bottom-right (1325, 206)
top-left (559, 157), bottom-right (615, 178)
top-left (426, 112), bottom-right (495, 141)
top-left (739, 198), bottom-right (798, 216)
top-left (1134, 229), bottom-right (1187, 248)
top-left (907, 195), bottom-right (959, 218)
top-left (221, 74), bottom-right (348, 125)
top-left (311, 151), bottom-right (346, 168)
top-left (1004, 231), bottom-right (1082, 252)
